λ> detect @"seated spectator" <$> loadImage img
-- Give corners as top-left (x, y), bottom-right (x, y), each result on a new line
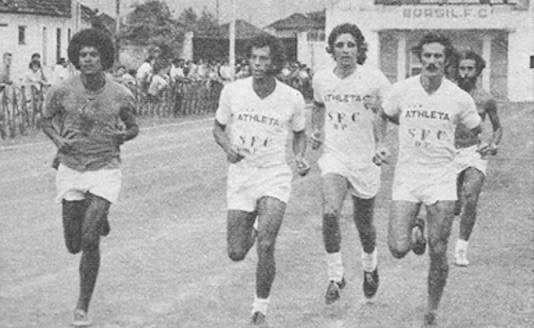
top-left (236, 64), bottom-right (250, 79)
top-left (25, 60), bottom-right (50, 99)
top-left (170, 58), bottom-right (186, 83)
top-left (136, 55), bottom-right (156, 92)
top-left (29, 53), bottom-right (48, 83)
top-left (52, 58), bottom-right (70, 85)
top-left (147, 59), bottom-right (170, 101)
top-left (114, 65), bottom-right (136, 86)
top-left (0, 52), bottom-right (13, 90)
top-left (218, 59), bottom-right (233, 83)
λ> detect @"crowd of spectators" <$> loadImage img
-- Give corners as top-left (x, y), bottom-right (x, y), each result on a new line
top-left (1, 49), bottom-right (314, 118)
top-left (112, 53), bottom-right (314, 104)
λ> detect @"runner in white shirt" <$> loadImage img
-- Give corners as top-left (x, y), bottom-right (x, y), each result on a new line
top-left (453, 50), bottom-right (503, 267)
top-left (309, 23), bottom-right (391, 305)
top-left (381, 33), bottom-right (482, 327)
top-left (213, 35), bottom-right (309, 326)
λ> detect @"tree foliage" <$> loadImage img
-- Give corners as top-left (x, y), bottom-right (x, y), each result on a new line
top-left (120, 0), bottom-right (183, 58)
top-left (120, 2), bottom-right (220, 59)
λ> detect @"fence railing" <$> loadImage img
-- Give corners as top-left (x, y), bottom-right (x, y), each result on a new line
top-left (0, 84), bottom-right (45, 140)
top-left (0, 79), bottom-right (224, 140)
top-left (131, 79), bottom-right (223, 117)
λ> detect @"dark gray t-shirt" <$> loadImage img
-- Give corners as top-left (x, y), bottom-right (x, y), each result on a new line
top-left (43, 74), bottom-right (136, 171)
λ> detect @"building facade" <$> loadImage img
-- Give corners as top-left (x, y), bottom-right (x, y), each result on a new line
top-left (326, 0), bottom-right (533, 101)
top-left (0, 0), bottom-right (93, 84)
top-left (265, 11), bottom-right (329, 71)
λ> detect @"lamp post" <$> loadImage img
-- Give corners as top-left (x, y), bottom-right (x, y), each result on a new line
top-left (229, 0), bottom-right (236, 80)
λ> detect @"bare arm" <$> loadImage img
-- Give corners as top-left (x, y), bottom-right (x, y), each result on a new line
top-left (486, 99), bottom-right (502, 147)
top-left (309, 101), bottom-right (325, 150)
top-left (117, 106), bottom-right (139, 144)
top-left (379, 107), bottom-right (399, 125)
top-left (372, 108), bottom-right (392, 165)
top-left (40, 114), bottom-right (70, 151)
top-left (293, 129), bottom-right (310, 176)
top-left (212, 119), bottom-right (243, 163)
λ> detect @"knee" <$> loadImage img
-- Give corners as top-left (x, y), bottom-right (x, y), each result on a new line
top-left (388, 242), bottom-right (408, 259)
top-left (228, 246), bottom-right (247, 262)
top-left (428, 237), bottom-right (448, 260)
top-left (257, 238), bottom-right (276, 256)
top-left (323, 209), bottom-right (339, 229)
top-left (66, 241), bottom-right (81, 254)
top-left (81, 233), bottom-right (99, 252)
top-left (463, 191), bottom-right (480, 206)
top-left (323, 203), bottom-right (340, 220)
top-left (387, 234), bottom-right (410, 259)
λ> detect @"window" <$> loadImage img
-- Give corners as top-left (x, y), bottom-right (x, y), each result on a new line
top-left (42, 27), bottom-right (47, 66)
top-left (56, 28), bottom-right (61, 64)
top-left (409, 50), bottom-right (422, 77)
top-left (18, 26), bottom-right (26, 45)
top-left (68, 28), bottom-right (71, 42)
top-left (307, 30), bottom-right (326, 42)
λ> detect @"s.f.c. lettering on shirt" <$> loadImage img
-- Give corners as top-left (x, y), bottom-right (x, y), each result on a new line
top-left (407, 128), bottom-right (450, 149)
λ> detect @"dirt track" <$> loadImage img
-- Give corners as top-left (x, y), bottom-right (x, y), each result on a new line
top-left (0, 103), bottom-right (532, 328)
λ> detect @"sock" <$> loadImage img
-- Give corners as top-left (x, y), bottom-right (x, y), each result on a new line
top-left (361, 248), bottom-right (378, 272)
top-left (456, 239), bottom-right (469, 253)
top-left (326, 252), bottom-right (344, 282)
top-left (252, 295), bottom-right (270, 315)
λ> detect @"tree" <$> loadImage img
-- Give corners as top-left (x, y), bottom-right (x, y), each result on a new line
top-left (176, 7), bottom-right (197, 32)
top-left (120, 0), bottom-right (183, 59)
top-left (196, 7), bottom-right (220, 36)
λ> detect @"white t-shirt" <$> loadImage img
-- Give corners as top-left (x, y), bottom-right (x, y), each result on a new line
top-left (216, 77), bottom-right (306, 168)
top-left (383, 75), bottom-right (481, 182)
top-left (170, 65), bottom-right (184, 82)
top-left (148, 74), bottom-right (168, 96)
top-left (136, 62), bottom-right (152, 82)
top-left (313, 65), bottom-right (391, 169)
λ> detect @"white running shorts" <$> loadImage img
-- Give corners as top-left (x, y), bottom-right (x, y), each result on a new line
top-left (455, 145), bottom-right (487, 176)
top-left (318, 152), bottom-right (380, 199)
top-left (55, 164), bottom-right (122, 204)
top-left (392, 174), bottom-right (457, 206)
top-left (227, 163), bottom-right (292, 212)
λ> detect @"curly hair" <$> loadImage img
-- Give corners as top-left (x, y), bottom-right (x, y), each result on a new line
top-left (457, 50), bottom-right (486, 76)
top-left (413, 32), bottom-right (455, 63)
top-left (67, 28), bottom-right (115, 71)
top-left (245, 34), bottom-right (286, 75)
top-left (326, 23), bottom-right (368, 65)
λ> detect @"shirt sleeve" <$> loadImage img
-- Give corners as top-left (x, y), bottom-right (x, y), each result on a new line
top-left (312, 73), bottom-right (323, 104)
top-left (215, 84), bottom-right (232, 125)
top-left (291, 90), bottom-right (306, 132)
top-left (42, 85), bottom-right (62, 120)
top-left (459, 94), bottom-right (481, 129)
top-left (121, 88), bottom-right (137, 115)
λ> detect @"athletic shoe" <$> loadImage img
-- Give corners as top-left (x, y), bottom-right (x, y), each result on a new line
top-left (325, 277), bottom-right (346, 305)
top-left (363, 268), bottom-right (379, 299)
top-left (251, 311), bottom-right (266, 325)
top-left (72, 309), bottom-right (92, 327)
top-left (454, 248), bottom-right (469, 267)
top-left (412, 218), bottom-right (427, 255)
top-left (423, 311), bottom-right (437, 326)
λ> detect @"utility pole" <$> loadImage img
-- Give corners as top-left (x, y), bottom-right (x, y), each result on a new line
top-left (216, 0), bottom-right (220, 24)
top-left (115, 0), bottom-right (121, 62)
top-left (229, 0), bottom-right (236, 80)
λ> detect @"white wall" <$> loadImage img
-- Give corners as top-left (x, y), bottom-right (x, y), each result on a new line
top-left (296, 31), bottom-right (331, 72)
top-left (0, 1), bottom-right (88, 85)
